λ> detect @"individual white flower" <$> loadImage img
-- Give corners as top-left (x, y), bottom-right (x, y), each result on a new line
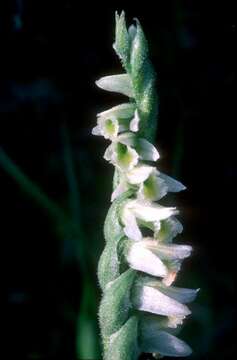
top-left (142, 238), bottom-right (192, 261)
top-left (111, 164), bottom-right (156, 202)
top-left (92, 116), bottom-right (119, 140)
top-left (125, 241), bottom-right (168, 277)
top-left (139, 313), bottom-right (183, 334)
top-left (121, 199), bottom-right (178, 241)
top-left (118, 132), bottom-right (160, 161)
top-left (104, 133), bottom-right (159, 175)
top-left (124, 238), bottom-right (192, 279)
top-left (95, 74), bottom-right (134, 98)
top-left (138, 170), bottom-right (168, 202)
top-left (104, 142), bottom-right (139, 172)
top-left (139, 313), bottom-right (192, 356)
top-left (92, 103), bottom-right (136, 140)
top-left (140, 328), bottom-right (192, 357)
top-left (112, 164), bottom-right (186, 202)
top-left (144, 277), bottom-right (199, 304)
top-left (132, 283), bottom-right (191, 318)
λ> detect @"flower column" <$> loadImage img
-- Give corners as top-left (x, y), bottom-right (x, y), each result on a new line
top-left (93, 11), bottom-right (198, 360)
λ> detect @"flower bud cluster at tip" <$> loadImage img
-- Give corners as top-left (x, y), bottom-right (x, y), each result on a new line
top-left (93, 11), bottom-right (198, 359)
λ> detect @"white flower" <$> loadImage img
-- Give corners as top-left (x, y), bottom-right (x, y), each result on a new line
top-left (143, 278), bottom-right (199, 304)
top-left (138, 170), bottom-right (168, 202)
top-left (92, 103), bottom-right (136, 140)
top-left (132, 283), bottom-right (191, 317)
top-left (118, 133), bottom-right (160, 161)
top-left (104, 133), bottom-right (160, 176)
top-left (92, 116), bottom-right (119, 140)
top-left (112, 164), bottom-right (186, 202)
top-left (125, 238), bottom-right (192, 278)
top-left (104, 142), bottom-right (139, 172)
top-left (95, 74), bottom-right (134, 98)
top-left (126, 241), bottom-right (168, 277)
top-left (141, 329), bottom-right (192, 357)
top-left (139, 313), bottom-right (193, 356)
top-left (121, 199), bottom-right (178, 241)
top-left (142, 238), bottom-right (192, 261)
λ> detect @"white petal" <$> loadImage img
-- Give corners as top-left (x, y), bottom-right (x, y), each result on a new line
top-left (138, 175), bottom-right (168, 201)
top-left (103, 144), bottom-right (113, 161)
top-left (140, 313), bottom-right (181, 334)
top-left (127, 242), bottom-right (168, 277)
top-left (111, 180), bottom-right (128, 202)
top-left (147, 280), bottom-right (199, 304)
top-left (117, 132), bottom-right (136, 146)
top-left (139, 239), bottom-right (192, 261)
top-left (112, 144), bottom-right (139, 172)
top-left (141, 330), bottom-right (192, 357)
top-left (133, 285), bottom-right (191, 317)
top-left (99, 117), bottom-right (119, 140)
top-left (96, 74), bottom-right (134, 98)
top-left (129, 109), bottom-right (140, 132)
top-left (122, 208), bottom-right (142, 241)
top-left (118, 134), bottom-right (159, 161)
top-left (160, 172), bottom-right (186, 192)
top-left (155, 243), bottom-right (192, 260)
top-left (127, 200), bottom-right (178, 223)
top-left (126, 165), bottom-right (154, 184)
top-left (92, 125), bottom-right (102, 136)
top-left (97, 103), bottom-right (135, 119)
top-left (137, 138), bottom-right (160, 161)
top-left (158, 244), bottom-right (192, 260)
top-left (155, 217), bottom-right (183, 243)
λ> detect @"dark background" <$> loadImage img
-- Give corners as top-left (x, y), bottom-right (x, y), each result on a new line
top-left (1, 1), bottom-right (236, 359)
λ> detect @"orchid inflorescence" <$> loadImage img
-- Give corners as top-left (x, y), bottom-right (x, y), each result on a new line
top-left (92, 11), bottom-right (198, 360)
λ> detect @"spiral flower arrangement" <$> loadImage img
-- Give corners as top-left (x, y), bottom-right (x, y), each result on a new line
top-left (92, 11), bottom-right (198, 359)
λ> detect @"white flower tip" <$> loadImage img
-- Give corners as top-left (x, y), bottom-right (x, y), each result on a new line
top-left (153, 148), bottom-right (160, 161)
top-left (92, 125), bottom-right (101, 136)
top-left (95, 79), bottom-right (102, 88)
top-left (160, 173), bottom-right (186, 193)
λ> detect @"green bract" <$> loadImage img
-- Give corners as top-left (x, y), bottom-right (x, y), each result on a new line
top-left (93, 11), bottom-right (197, 360)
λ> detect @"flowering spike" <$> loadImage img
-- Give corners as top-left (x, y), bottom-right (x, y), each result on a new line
top-left (93, 11), bottom-right (197, 359)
